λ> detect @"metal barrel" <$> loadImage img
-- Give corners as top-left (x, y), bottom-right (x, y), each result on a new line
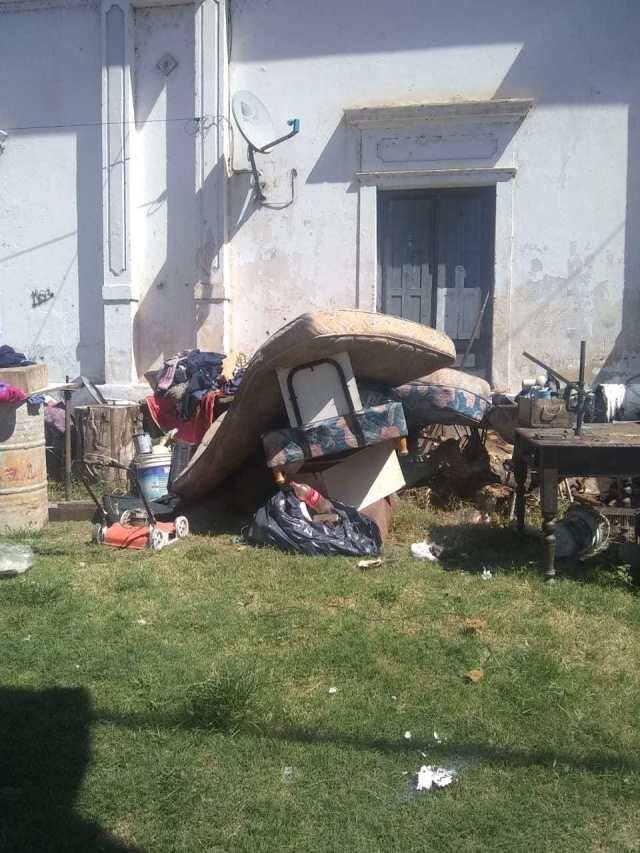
top-left (133, 432), bottom-right (153, 455)
top-left (0, 402), bottom-right (48, 532)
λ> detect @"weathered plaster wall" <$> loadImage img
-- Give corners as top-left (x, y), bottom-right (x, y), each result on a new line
top-left (0, 1), bottom-right (104, 381)
top-left (228, 0), bottom-right (639, 394)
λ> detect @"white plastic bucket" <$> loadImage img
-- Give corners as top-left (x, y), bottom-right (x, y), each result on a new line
top-left (135, 449), bottom-right (171, 501)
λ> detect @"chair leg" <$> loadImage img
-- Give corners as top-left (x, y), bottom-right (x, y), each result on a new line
top-left (395, 436), bottom-right (409, 456)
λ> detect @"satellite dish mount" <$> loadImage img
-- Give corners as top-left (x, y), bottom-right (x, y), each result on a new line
top-left (232, 90), bottom-right (300, 202)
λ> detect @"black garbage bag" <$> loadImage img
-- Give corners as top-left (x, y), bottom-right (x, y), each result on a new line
top-left (247, 492), bottom-right (382, 557)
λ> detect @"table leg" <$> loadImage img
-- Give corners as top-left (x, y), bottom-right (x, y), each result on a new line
top-left (514, 457), bottom-right (527, 533)
top-left (540, 467), bottom-right (559, 579)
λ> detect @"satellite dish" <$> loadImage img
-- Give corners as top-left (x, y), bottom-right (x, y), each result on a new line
top-left (232, 91), bottom-right (277, 152)
top-left (232, 90), bottom-right (300, 201)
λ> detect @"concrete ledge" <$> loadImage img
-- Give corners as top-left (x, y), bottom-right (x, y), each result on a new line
top-left (49, 501), bottom-right (96, 522)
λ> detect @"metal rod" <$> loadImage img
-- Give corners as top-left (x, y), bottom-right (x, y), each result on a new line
top-left (255, 119), bottom-right (300, 154)
top-left (522, 351), bottom-right (571, 386)
top-left (575, 340), bottom-right (587, 436)
top-left (462, 289), bottom-right (491, 369)
top-left (64, 375), bottom-right (72, 501)
top-left (247, 145), bottom-right (266, 201)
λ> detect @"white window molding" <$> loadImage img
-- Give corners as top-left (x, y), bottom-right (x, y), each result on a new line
top-left (346, 98), bottom-right (532, 390)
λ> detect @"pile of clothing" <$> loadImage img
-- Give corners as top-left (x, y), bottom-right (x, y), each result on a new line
top-left (145, 349), bottom-right (245, 444)
top-left (0, 345), bottom-right (35, 368)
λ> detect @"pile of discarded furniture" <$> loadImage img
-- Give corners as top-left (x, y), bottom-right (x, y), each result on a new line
top-left (2, 314), bottom-right (639, 575)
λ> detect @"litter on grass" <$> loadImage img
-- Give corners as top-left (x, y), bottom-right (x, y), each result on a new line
top-left (410, 540), bottom-right (444, 561)
top-left (481, 568), bottom-right (494, 580)
top-left (281, 766), bottom-right (295, 783)
top-left (463, 618), bottom-right (487, 634)
top-left (357, 558), bottom-right (383, 570)
top-left (0, 544), bottom-right (33, 578)
top-left (464, 668), bottom-right (485, 683)
top-left (404, 730), bottom-right (412, 740)
top-left (415, 765), bottom-right (456, 791)
top-left (328, 686), bottom-right (338, 695)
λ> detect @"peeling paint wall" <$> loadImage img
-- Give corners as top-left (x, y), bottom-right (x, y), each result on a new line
top-left (0, 1), bottom-right (104, 381)
top-left (229, 0), bottom-right (639, 396)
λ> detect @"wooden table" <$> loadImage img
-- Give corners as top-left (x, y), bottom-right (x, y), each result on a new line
top-left (513, 423), bottom-right (640, 578)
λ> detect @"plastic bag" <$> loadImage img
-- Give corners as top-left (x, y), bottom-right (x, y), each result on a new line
top-left (247, 491), bottom-right (382, 557)
top-left (0, 544), bottom-right (33, 577)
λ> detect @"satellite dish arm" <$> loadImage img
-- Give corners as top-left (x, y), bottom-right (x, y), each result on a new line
top-left (255, 118), bottom-right (300, 154)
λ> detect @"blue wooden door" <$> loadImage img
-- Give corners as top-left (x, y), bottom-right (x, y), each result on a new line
top-left (378, 193), bottom-right (435, 324)
top-left (379, 188), bottom-right (495, 373)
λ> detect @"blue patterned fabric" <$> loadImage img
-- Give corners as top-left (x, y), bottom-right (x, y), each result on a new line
top-left (262, 402), bottom-right (407, 468)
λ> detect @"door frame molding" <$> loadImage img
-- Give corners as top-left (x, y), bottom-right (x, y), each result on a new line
top-left (100, 0), bottom-right (228, 383)
top-left (347, 100), bottom-right (532, 391)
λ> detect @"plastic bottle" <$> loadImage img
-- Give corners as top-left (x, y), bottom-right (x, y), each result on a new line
top-left (289, 482), bottom-right (335, 514)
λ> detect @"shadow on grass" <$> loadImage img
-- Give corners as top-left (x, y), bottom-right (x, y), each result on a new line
top-left (429, 522), bottom-right (633, 585)
top-left (180, 490), bottom-right (249, 537)
top-left (96, 706), bottom-right (640, 778)
top-left (0, 686), bottom-right (145, 853)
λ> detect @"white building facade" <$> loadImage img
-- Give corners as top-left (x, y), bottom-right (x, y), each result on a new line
top-left (1, 0), bottom-right (638, 397)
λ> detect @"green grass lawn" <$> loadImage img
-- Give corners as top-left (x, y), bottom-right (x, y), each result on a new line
top-left (1, 501), bottom-right (639, 852)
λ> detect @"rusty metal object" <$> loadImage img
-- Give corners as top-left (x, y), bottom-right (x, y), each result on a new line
top-left (0, 402), bottom-right (47, 532)
top-left (517, 397), bottom-right (571, 428)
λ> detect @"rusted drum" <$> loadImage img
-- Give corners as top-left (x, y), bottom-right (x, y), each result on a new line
top-left (0, 402), bottom-right (48, 532)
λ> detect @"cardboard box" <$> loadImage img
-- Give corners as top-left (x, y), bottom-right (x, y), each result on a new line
top-left (0, 363), bottom-right (47, 395)
top-left (295, 442), bottom-right (405, 510)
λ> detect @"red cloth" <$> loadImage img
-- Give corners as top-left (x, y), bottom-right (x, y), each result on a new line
top-left (0, 383), bottom-right (27, 404)
top-left (145, 390), bottom-right (221, 444)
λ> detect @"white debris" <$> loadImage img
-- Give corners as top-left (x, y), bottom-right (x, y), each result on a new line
top-left (0, 543), bottom-right (33, 577)
top-left (416, 765), bottom-right (456, 791)
top-left (481, 569), bottom-right (494, 581)
top-left (404, 730), bottom-right (412, 740)
top-left (281, 766), bottom-right (295, 783)
top-left (600, 383), bottom-right (626, 422)
top-left (328, 686), bottom-right (337, 695)
top-left (136, 618), bottom-right (147, 625)
top-left (357, 558), bottom-right (383, 569)
top-left (391, 695), bottom-right (397, 701)
top-left (410, 540), bottom-right (443, 561)
top-left (433, 731), bottom-right (442, 743)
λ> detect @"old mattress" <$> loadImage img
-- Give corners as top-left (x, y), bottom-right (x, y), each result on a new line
top-left (173, 310), bottom-right (455, 499)
top-left (394, 368), bottom-right (492, 428)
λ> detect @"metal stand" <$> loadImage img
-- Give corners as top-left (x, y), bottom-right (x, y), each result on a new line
top-left (64, 375), bottom-right (72, 501)
top-left (575, 340), bottom-right (587, 437)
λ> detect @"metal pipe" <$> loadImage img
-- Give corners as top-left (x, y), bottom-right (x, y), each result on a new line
top-left (522, 351), bottom-right (571, 386)
top-left (64, 375), bottom-right (72, 501)
top-left (462, 289), bottom-right (491, 369)
top-left (575, 341), bottom-right (587, 436)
